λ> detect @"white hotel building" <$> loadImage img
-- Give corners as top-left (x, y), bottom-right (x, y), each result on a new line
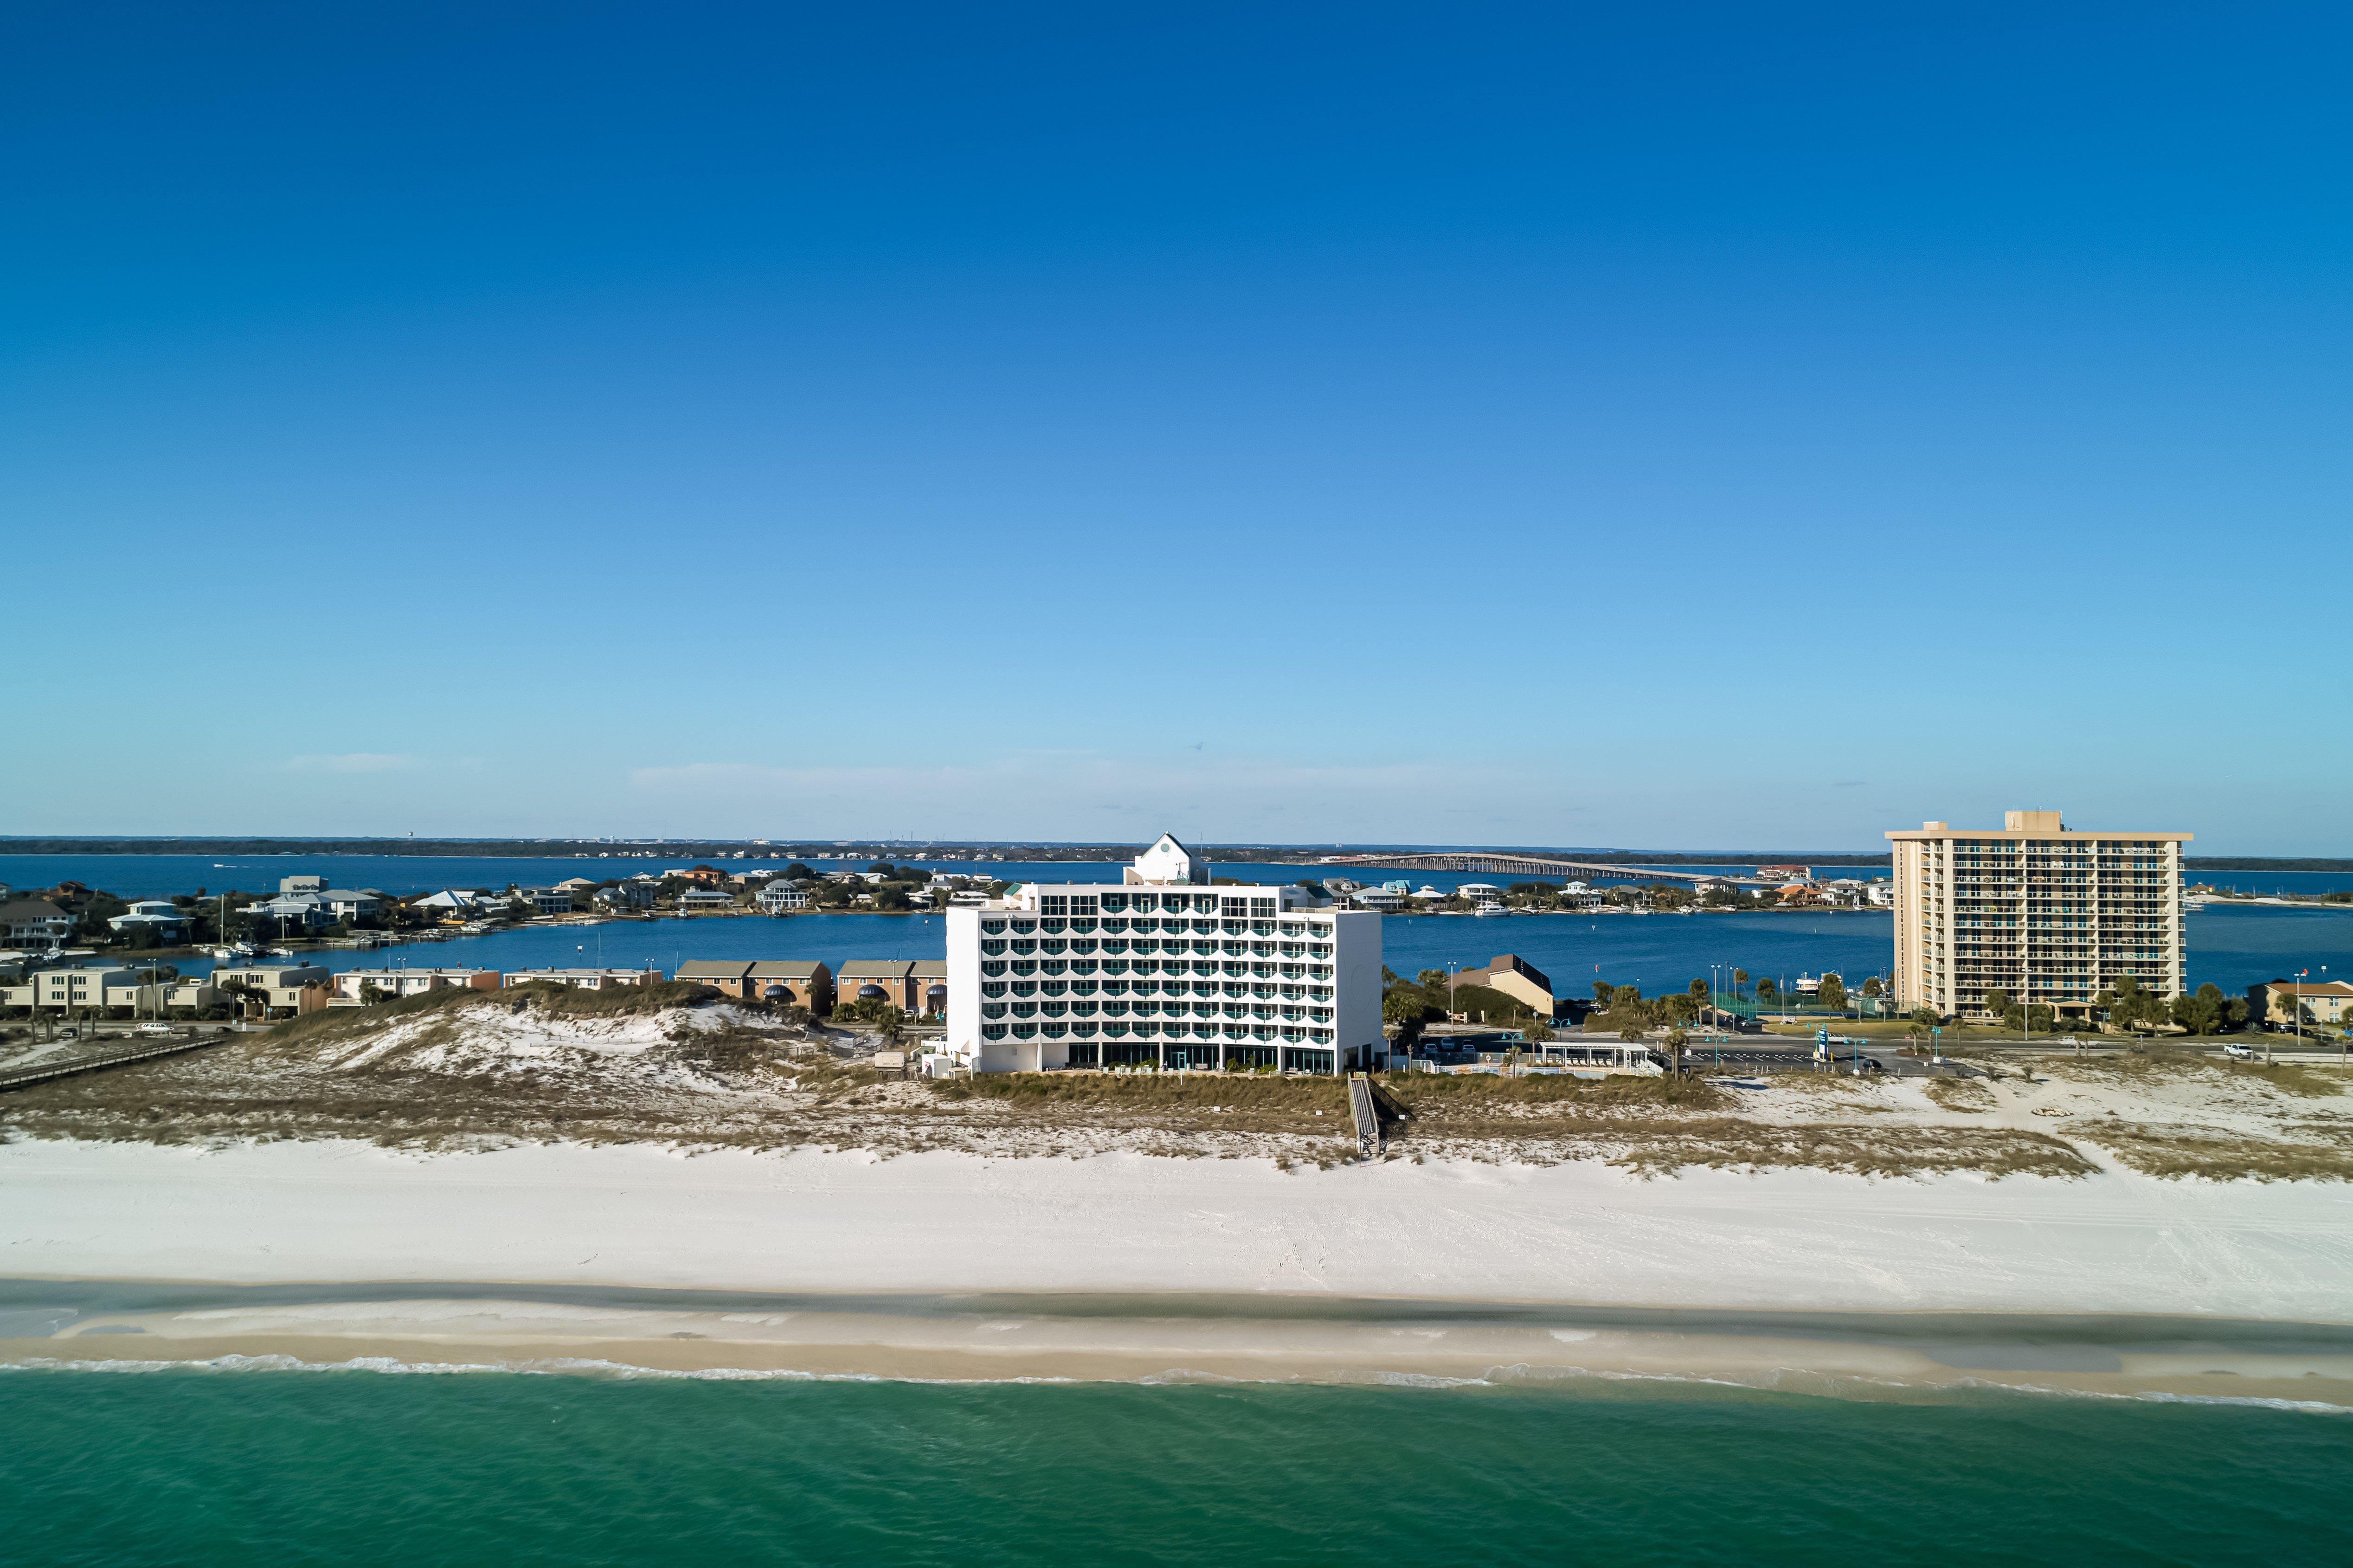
top-left (946, 835), bottom-right (1382, 1074)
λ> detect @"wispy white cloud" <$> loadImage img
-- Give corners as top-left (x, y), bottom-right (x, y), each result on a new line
top-left (283, 752), bottom-right (419, 775)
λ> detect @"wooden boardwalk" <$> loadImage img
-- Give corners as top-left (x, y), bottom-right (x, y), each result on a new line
top-left (0, 1035), bottom-right (223, 1094)
top-left (1347, 1073), bottom-right (1381, 1157)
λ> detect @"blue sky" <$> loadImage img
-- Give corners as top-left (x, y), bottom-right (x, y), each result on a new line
top-left (5, 3), bottom-right (2347, 852)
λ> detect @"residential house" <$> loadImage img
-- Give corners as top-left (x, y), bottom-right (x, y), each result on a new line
top-left (674, 960), bottom-right (755, 996)
top-left (1, 899), bottom-right (75, 951)
top-left (107, 900), bottom-right (192, 942)
top-left (279, 875), bottom-right (327, 895)
top-left (2249, 980), bottom-right (2353, 1030)
top-left (553, 877), bottom-right (601, 896)
top-left (838, 959), bottom-right (921, 1012)
top-left (501, 968), bottom-right (663, 990)
top-left (908, 959), bottom-right (947, 1016)
top-left (243, 893), bottom-right (332, 932)
top-left (594, 882), bottom-right (656, 910)
top-left (1350, 888), bottom-right (1408, 912)
top-left (322, 889), bottom-right (384, 923)
top-left (331, 968), bottom-right (501, 1001)
top-left (412, 889), bottom-right (492, 919)
top-left (210, 964), bottom-right (334, 1016)
top-left (673, 867), bottom-right (726, 888)
top-left (22, 965), bottom-right (137, 1013)
top-left (756, 881), bottom-right (811, 913)
top-left (675, 888), bottom-right (738, 915)
top-left (521, 887), bottom-right (579, 916)
top-left (101, 976), bottom-right (219, 1013)
top-left (749, 960), bottom-right (833, 1010)
top-left (1450, 954), bottom-right (1561, 1018)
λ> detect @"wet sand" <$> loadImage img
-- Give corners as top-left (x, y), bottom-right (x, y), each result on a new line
top-left (7, 1286), bottom-right (2352, 1407)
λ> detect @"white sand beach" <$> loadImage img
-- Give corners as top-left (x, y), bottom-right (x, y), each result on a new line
top-left (6, 1137), bottom-right (2350, 1320)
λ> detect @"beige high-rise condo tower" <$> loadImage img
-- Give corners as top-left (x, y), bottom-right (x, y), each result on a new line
top-left (1887, 810), bottom-right (2189, 1020)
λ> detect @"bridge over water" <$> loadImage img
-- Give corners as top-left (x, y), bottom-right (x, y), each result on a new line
top-left (1316, 852), bottom-right (1771, 888)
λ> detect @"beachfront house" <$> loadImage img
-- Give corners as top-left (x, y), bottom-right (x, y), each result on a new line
top-left (210, 964), bottom-right (334, 1016)
top-left (910, 959), bottom-right (947, 1016)
top-left (944, 834), bottom-right (1382, 1075)
top-left (17, 965), bottom-right (136, 1013)
top-left (522, 887), bottom-right (580, 915)
top-left (0, 899), bottom-right (74, 950)
top-left (500, 968), bottom-right (663, 990)
top-left (1448, 954), bottom-right (1562, 1019)
top-left (107, 900), bottom-right (192, 942)
top-left (243, 893), bottom-right (333, 932)
top-left (675, 888), bottom-right (738, 915)
top-left (838, 960), bottom-right (920, 1012)
top-left (331, 968), bottom-right (501, 1001)
top-left (750, 960), bottom-right (832, 1010)
top-left (2249, 980), bottom-right (2353, 1030)
top-left (755, 882), bottom-right (812, 913)
top-left (412, 889), bottom-right (492, 919)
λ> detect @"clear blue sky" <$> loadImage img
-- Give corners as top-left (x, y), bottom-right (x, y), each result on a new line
top-left (6, 3), bottom-right (2347, 852)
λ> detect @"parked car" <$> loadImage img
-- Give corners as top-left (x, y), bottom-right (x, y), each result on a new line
top-left (136, 1022), bottom-right (175, 1036)
top-left (2223, 1042), bottom-right (2257, 1060)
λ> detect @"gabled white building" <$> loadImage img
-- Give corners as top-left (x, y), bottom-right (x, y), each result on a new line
top-left (945, 835), bottom-right (1383, 1075)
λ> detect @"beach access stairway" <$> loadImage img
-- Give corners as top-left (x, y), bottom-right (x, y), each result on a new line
top-left (1347, 1072), bottom-right (1381, 1157)
top-left (0, 1034), bottom-right (223, 1094)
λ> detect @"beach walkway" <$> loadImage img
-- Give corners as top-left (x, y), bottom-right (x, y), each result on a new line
top-left (0, 1035), bottom-right (222, 1094)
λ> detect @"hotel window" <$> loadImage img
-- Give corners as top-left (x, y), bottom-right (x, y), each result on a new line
top-left (1039, 895), bottom-right (1068, 916)
top-left (1071, 896), bottom-right (1098, 916)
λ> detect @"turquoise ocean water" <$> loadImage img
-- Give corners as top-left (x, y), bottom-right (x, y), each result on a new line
top-left (2, 1371), bottom-right (2346, 1566)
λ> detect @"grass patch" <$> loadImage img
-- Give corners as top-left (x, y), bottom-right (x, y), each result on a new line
top-left (1603, 1119), bottom-right (2093, 1179)
top-left (2079, 1120), bottom-right (2353, 1182)
top-left (1380, 1072), bottom-right (1725, 1115)
top-left (1923, 1078), bottom-right (1995, 1113)
top-left (2226, 1062), bottom-right (2347, 1099)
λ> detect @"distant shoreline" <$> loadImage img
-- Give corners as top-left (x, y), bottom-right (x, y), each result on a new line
top-left (6, 840), bottom-right (2348, 873)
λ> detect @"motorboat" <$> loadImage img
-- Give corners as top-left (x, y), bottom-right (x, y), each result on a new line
top-left (1473, 901), bottom-right (1510, 918)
